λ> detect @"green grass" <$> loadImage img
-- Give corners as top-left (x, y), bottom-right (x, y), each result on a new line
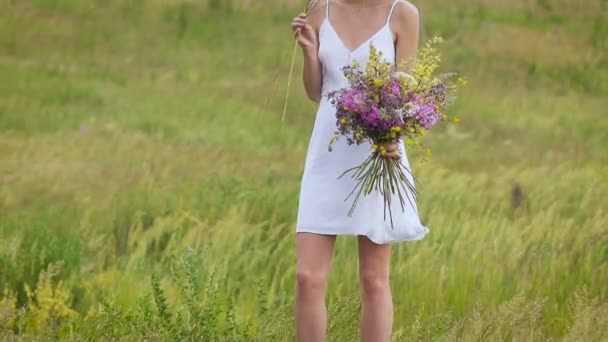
top-left (0, 0), bottom-right (607, 340)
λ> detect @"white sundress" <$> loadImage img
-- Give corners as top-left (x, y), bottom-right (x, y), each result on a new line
top-left (295, 0), bottom-right (429, 244)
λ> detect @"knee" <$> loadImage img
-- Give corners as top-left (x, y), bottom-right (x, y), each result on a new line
top-left (296, 269), bottom-right (327, 295)
top-left (360, 271), bottom-right (390, 297)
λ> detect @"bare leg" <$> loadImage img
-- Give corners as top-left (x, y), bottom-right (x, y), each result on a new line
top-left (358, 236), bottom-right (393, 342)
top-left (295, 232), bottom-right (336, 342)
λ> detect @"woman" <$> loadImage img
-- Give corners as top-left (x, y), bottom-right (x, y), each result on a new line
top-left (291, 0), bottom-right (429, 341)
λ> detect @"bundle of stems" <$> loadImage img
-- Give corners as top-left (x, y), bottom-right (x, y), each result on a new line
top-left (339, 147), bottom-right (419, 229)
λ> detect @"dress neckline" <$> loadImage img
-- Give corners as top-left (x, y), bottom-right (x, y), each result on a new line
top-left (321, 17), bottom-right (391, 55)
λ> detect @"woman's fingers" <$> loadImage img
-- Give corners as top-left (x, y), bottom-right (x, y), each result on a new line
top-left (291, 12), bottom-right (309, 40)
top-left (292, 13), bottom-right (306, 24)
top-left (379, 141), bottom-right (401, 159)
top-left (382, 141), bottom-right (399, 152)
top-left (292, 20), bottom-right (307, 34)
top-left (384, 148), bottom-right (399, 156)
top-left (292, 13), bottom-right (307, 25)
top-left (383, 151), bottom-right (401, 159)
top-left (293, 19), bottom-right (306, 27)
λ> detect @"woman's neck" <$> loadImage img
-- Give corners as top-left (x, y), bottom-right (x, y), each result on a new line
top-left (340, 0), bottom-right (388, 6)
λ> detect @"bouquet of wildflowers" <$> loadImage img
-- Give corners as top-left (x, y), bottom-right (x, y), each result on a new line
top-left (327, 37), bottom-right (465, 228)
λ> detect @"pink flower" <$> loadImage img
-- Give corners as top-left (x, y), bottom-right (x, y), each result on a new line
top-left (341, 89), bottom-right (369, 113)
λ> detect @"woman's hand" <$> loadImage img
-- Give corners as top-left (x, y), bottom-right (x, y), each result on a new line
top-left (291, 13), bottom-right (317, 52)
top-left (380, 141), bottom-right (401, 159)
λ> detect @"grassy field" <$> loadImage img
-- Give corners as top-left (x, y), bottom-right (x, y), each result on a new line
top-left (0, 0), bottom-right (607, 340)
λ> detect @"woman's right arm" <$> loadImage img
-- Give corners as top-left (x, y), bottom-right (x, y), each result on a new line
top-left (301, 46), bottom-right (322, 103)
top-left (292, 11), bottom-right (323, 103)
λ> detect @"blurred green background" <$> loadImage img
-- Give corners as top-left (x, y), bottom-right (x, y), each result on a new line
top-left (0, 0), bottom-right (607, 340)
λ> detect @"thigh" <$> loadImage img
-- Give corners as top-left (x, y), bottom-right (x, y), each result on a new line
top-left (358, 236), bottom-right (391, 277)
top-left (296, 232), bottom-right (337, 276)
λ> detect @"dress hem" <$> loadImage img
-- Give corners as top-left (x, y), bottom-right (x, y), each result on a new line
top-left (295, 225), bottom-right (429, 245)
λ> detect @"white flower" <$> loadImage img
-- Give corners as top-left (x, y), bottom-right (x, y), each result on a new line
top-left (393, 71), bottom-right (418, 86)
top-left (401, 103), bottom-right (418, 118)
top-left (395, 108), bottom-right (407, 119)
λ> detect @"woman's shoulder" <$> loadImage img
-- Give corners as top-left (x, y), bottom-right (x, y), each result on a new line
top-left (306, 1), bottom-right (326, 31)
top-left (392, 0), bottom-right (419, 21)
top-left (390, 0), bottom-right (419, 32)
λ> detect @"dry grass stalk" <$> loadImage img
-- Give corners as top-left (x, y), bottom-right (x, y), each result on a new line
top-left (281, 0), bottom-right (319, 122)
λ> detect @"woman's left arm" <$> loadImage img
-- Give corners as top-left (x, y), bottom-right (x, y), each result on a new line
top-left (393, 1), bottom-right (420, 69)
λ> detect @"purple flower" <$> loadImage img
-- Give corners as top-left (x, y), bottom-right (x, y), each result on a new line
top-left (361, 105), bottom-right (381, 128)
top-left (379, 89), bottom-right (403, 114)
top-left (390, 80), bottom-right (401, 95)
top-left (430, 83), bottom-right (448, 103)
top-left (409, 98), bottom-right (442, 130)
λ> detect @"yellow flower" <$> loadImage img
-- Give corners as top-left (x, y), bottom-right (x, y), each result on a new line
top-left (405, 138), bottom-right (415, 147)
top-left (340, 118), bottom-right (347, 124)
top-left (343, 106), bottom-right (349, 111)
top-left (442, 114), bottom-right (448, 121)
top-left (390, 131), bottom-right (397, 139)
top-left (418, 129), bottom-right (426, 136)
top-left (408, 127), bottom-right (415, 133)
top-left (393, 126), bottom-right (401, 132)
top-left (372, 144), bottom-right (379, 150)
top-left (373, 79), bottom-right (383, 87)
top-left (329, 137), bottom-right (336, 144)
top-left (453, 116), bottom-right (461, 124)
top-left (457, 77), bottom-right (468, 86)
